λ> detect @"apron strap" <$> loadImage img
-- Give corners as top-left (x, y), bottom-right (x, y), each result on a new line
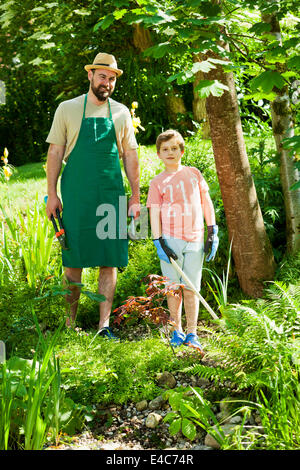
top-left (83, 93), bottom-right (88, 120)
top-left (108, 98), bottom-right (113, 119)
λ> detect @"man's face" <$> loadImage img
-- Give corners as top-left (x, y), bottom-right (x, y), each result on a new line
top-left (89, 69), bottom-right (117, 102)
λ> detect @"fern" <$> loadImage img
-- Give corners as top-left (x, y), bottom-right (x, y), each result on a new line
top-left (182, 281), bottom-right (300, 395)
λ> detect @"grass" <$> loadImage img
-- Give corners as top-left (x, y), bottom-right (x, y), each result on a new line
top-left (56, 329), bottom-right (198, 406)
top-left (0, 162), bottom-right (48, 213)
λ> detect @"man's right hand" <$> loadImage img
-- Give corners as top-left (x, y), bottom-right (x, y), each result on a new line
top-left (46, 195), bottom-right (63, 220)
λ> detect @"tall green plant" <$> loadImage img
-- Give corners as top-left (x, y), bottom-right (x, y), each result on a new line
top-left (0, 363), bottom-right (15, 450)
top-left (23, 309), bottom-right (65, 450)
top-left (204, 241), bottom-right (232, 314)
top-left (18, 195), bottom-right (54, 288)
top-left (1, 195), bottom-right (55, 288)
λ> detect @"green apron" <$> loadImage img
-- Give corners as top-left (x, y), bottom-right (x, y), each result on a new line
top-left (60, 94), bottom-right (128, 268)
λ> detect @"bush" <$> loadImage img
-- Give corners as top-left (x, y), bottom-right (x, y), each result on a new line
top-left (0, 70), bottom-right (57, 166)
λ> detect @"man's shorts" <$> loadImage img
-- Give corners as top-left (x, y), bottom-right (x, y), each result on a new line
top-left (160, 237), bottom-right (204, 292)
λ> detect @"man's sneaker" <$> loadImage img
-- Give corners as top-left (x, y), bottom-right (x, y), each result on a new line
top-left (183, 333), bottom-right (204, 355)
top-left (170, 330), bottom-right (186, 348)
top-left (98, 327), bottom-right (119, 341)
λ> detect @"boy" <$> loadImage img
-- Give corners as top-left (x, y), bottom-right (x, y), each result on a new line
top-left (146, 129), bottom-right (219, 353)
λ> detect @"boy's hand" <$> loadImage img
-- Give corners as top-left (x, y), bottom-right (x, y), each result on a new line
top-left (153, 237), bottom-right (178, 264)
top-left (204, 225), bottom-right (219, 262)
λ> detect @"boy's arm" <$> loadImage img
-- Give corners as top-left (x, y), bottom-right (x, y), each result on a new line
top-left (202, 191), bottom-right (219, 262)
top-left (149, 205), bottom-right (162, 239)
top-left (202, 191), bottom-right (216, 227)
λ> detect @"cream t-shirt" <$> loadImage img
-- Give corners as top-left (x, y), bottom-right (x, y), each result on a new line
top-left (46, 94), bottom-right (138, 161)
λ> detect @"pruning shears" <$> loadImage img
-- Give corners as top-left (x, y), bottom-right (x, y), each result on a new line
top-left (44, 196), bottom-right (68, 250)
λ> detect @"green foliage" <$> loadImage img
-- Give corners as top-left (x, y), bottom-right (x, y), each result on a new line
top-left (163, 386), bottom-right (226, 445)
top-left (0, 312), bottom-right (91, 450)
top-left (247, 140), bottom-right (286, 259)
top-left (0, 70), bottom-right (57, 166)
top-left (56, 331), bottom-right (194, 406)
top-left (114, 239), bottom-right (160, 309)
top-left (183, 279), bottom-right (300, 394)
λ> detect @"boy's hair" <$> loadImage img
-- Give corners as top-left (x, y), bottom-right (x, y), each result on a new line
top-left (156, 129), bottom-right (185, 153)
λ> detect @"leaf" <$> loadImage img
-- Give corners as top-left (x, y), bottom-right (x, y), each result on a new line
top-left (167, 61), bottom-right (216, 85)
top-left (113, 9), bottom-right (128, 20)
top-left (248, 22), bottom-right (271, 35)
top-left (289, 180), bottom-right (300, 191)
top-left (282, 136), bottom-right (300, 152)
top-left (144, 42), bottom-right (170, 59)
top-left (28, 57), bottom-right (43, 66)
top-left (93, 14), bottom-right (115, 32)
top-left (41, 42), bottom-right (56, 50)
top-left (169, 417), bottom-right (182, 435)
top-left (249, 71), bottom-right (285, 93)
top-left (73, 9), bottom-right (91, 16)
top-left (163, 411), bottom-right (178, 423)
top-left (195, 79), bottom-right (229, 98)
top-left (182, 418), bottom-right (197, 440)
top-left (81, 291), bottom-right (106, 303)
top-left (288, 56), bottom-right (300, 70)
top-left (168, 391), bottom-right (181, 411)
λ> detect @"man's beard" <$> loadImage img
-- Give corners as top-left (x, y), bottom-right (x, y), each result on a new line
top-left (91, 80), bottom-right (112, 102)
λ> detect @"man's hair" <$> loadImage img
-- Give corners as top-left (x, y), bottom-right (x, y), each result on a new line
top-left (156, 129), bottom-right (185, 153)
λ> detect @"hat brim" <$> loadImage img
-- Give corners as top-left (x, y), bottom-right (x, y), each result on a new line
top-left (84, 64), bottom-right (123, 77)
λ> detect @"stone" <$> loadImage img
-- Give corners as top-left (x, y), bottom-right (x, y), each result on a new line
top-left (229, 415), bottom-right (242, 424)
top-left (157, 371), bottom-right (177, 389)
top-left (149, 395), bottom-right (166, 410)
top-left (136, 400), bottom-right (148, 412)
top-left (204, 423), bottom-right (237, 449)
top-left (145, 412), bottom-right (163, 429)
top-left (197, 378), bottom-right (210, 388)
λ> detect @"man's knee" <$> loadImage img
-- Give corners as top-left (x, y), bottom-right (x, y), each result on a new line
top-left (65, 267), bottom-right (82, 283)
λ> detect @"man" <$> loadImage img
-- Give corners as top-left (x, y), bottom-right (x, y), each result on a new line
top-left (45, 52), bottom-right (140, 338)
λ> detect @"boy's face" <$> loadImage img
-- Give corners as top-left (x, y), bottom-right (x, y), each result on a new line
top-left (157, 136), bottom-right (184, 170)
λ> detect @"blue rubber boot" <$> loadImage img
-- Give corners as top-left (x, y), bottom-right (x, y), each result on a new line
top-left (170, 330), bottom-right (186, 348)
top-left (183, 333), bottom-right (204, 355)
top-left (98, 327), bottom-right (119, 341)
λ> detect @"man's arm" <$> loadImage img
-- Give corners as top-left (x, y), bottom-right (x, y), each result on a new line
top-left (122, 148), bottom-right (140, 218)
top-left (46, 143), bottom-right (65, 219)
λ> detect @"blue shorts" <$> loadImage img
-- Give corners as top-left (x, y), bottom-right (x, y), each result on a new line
top-left (160, 237), bottom-right (204, 291)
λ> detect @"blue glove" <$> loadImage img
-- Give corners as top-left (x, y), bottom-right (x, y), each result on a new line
top-left (153, 237), bottom-right (178, 264)
top-left (204, 225), bottom-right (219, 262)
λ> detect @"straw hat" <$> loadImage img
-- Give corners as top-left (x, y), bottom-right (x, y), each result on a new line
top-left (84, 52), bottom-right (123, 77)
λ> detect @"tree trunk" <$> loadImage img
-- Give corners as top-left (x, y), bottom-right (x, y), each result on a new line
top-left (204, 52), bottom-right (276, 297)
top-left (262, 9), bottom-right (300, 253)
top-left (165, 89), bottom-right (191, 131)
top-left (192, 55), bottom-right (210, 139)
top-left (133, 24), bottom-right (152, 52)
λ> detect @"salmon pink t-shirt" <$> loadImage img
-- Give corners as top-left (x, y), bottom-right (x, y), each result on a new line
top-left (147, 166), bottom-right (209, 242)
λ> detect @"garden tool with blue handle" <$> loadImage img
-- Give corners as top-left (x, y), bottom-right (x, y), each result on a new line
top-left (153, 236), bottom-right (220, 322)
top-left (44, 195), bottom-right (68, 250)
